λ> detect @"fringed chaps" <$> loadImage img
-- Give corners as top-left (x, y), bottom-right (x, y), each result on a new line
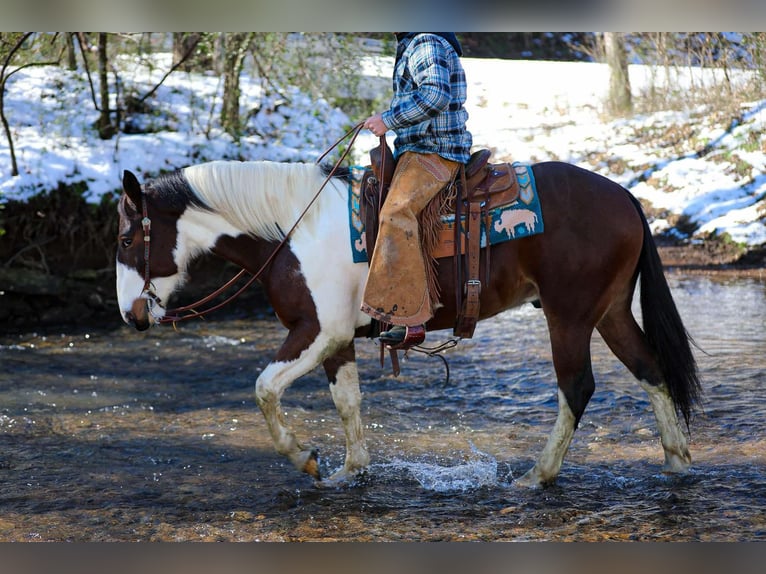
top-left (361, 151), bottom-right (460, 327)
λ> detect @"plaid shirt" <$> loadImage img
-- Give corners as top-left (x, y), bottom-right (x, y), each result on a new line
top-left (381, 34), bottom-right (472, 164)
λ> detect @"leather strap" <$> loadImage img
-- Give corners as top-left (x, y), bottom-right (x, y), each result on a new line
top-left (453, 166), bottom-right (466, 316)
top-left (454, 197), bottom-right (482, 338)
top-left (483, 187), bottom-right (492, 288)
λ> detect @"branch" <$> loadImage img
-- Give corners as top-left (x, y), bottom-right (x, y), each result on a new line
top-left (2, 59), bottom-right (61, 87)
top-left (250, 44), bottom-right (288, 102)
top-left (137, 34), bottom-right (203, 104)
top-left (1, 33), bottom-right (34, 79)
top-left (75, 32), bottom-right (101, 111)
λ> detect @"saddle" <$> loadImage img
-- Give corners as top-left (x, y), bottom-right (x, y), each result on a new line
top-left (360, 138), bottom-right (519, 343)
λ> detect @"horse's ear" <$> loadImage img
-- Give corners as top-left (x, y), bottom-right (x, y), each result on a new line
top-left (122, 170), bottom-right (143, 208)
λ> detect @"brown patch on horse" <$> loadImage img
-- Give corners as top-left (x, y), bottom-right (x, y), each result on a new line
top-left (128, 297), bottom-right (151, 331)
top-left (322, 343), bottom-right (356, 384)
top-left (212, 234), bottom-right (322, 363)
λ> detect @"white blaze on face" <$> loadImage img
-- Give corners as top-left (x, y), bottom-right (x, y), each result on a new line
top-left (115, 261), bottom-right (145, 323)
top-left (115, 260), bottom-right (183, 325)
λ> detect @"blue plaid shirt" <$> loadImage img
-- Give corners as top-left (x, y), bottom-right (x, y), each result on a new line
top-left (381, 33), bottom-right (472, 164)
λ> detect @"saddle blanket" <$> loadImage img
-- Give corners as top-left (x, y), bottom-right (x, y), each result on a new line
top-left (347, 162), bottom-right (544, 263)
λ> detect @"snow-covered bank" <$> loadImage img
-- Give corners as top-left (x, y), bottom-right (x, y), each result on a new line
top-left (1, 54), bottom-right (764, 246)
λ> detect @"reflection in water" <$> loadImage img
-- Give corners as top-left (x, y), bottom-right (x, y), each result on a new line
top-left (0, 275), bottom-right (764, 541)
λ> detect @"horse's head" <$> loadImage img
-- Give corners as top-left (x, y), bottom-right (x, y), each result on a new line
top-left (116, 170), bottom-right (185, 330)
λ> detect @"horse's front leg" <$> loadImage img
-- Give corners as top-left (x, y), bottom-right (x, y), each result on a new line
top-left (321, 342), bottom-right (370, 484)
top-left (255, 327), bottom-right (333, 479)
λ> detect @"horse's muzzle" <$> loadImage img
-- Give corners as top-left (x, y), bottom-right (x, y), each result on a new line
top-left (126, 298), bottom-right (153, 331)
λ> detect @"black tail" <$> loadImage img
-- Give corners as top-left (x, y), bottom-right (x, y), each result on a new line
top-left (628, 195), bottom-right (702, 428)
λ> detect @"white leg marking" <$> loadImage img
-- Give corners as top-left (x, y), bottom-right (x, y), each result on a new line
top-left (516, 389), bottom-right (577, 487)
top-left (255, 359), bottom-right (315, 472)
top-left (254, 335), bottom-right (345, 476)
top-left (325, 361), bottom-right (370, 483)
top-left (639, 380), bottom-right (692, 473)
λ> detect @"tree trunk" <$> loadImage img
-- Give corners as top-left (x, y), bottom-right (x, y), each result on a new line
top-left (604, 32), bottom-right (632, 115)
top-left (221, 33), bottom-right (253, 141)
top-left (65, 33), bottom-right (77, 71)
top-left (96, 33), bottom-right (116, 139)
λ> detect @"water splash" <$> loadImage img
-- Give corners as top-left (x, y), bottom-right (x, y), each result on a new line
top-left (201, 335), bottom-right (244, 348)
top-left (383, 444), bottom-right (499, 492)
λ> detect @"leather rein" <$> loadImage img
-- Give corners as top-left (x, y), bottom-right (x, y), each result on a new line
top-left (138, 121), bottom-right (365, 325)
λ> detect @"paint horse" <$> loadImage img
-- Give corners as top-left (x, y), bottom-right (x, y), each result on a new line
top-left (116, 159), bottom-right (702, 487)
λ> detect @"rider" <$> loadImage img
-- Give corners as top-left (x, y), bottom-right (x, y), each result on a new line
top-left (361, 32), bottom-right (473, 349)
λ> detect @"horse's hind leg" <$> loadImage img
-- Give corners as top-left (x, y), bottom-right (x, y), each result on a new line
top-left (322, 342), bottom-right (370, 484)
top-left (597, 305), bottom-right (691, 473)
top-left (516, 325), bottom-right (595, 488)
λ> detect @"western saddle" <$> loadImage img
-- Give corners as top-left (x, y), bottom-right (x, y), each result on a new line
top-left (361, 138), bottom-right (520, 345)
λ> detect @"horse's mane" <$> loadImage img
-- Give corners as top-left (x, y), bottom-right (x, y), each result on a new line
top-left (181, 160), bottom-right (346, 241)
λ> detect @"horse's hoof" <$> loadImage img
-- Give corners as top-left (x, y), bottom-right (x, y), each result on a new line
top-left (660, 444), bottom-right (692, 474)
top-left (513, 467), bottom-right (551, 489)
top-left (513, 476), bottom-right (542, 489)
top-left (318, 467), bottom-right (367, 488)
top-left (302, 449), bottom-right (321, 480)
top-left (662, 455), bottom-right (692, 474)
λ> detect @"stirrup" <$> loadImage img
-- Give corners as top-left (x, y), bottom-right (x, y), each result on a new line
top-left (379, 324), bottom-right (426, 350)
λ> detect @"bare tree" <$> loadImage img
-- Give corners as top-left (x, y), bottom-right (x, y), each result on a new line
top-left (604, 32), bottom-right (632, 115)
top-left (1, 33), bottom-right (62, 176)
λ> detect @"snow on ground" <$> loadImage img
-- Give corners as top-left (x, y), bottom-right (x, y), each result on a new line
top-left (1, 52), bottom-right (765, 246)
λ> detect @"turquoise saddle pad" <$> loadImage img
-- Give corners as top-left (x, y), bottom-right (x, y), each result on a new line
top-left (347, 162), bottom-right (544, 263)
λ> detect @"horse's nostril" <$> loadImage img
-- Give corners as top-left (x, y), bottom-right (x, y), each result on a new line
top-left (125, 311), bottom-right (136, 325)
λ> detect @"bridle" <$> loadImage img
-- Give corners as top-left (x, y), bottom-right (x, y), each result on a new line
top-left (138, 193), bottom-right (165, 321)
top-left (137, 121), bottom-right (366, 326)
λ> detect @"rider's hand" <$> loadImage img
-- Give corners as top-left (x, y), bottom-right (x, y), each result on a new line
top-left (364, 113), bottom-right (387, 138)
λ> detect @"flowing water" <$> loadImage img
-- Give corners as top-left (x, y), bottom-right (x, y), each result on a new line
top-left (0, 274), bottom-right (764, 541)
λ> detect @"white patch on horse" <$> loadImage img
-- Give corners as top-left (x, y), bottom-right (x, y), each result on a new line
top-left (255, 332), bottom-right (352, 472)
top-left (291, 224), bottom-right (370, 338)
top-left (515, 388), bottom-right (576, 487)
top-left (638, 380), bottom-right (692, 473)
top-left (175, 206), bottom-right (244, 269)
top-left (182, 160), bottom-right (371, 338)
top-left (327, 361), bottom-right (370, 480)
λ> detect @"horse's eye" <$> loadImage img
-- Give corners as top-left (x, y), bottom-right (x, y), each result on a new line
top-left (121, 237), bottom-right (133, 248)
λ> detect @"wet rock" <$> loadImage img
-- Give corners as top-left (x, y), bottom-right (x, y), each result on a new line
top-left (0, 267), bottom-right (118, 331)
top-left (0, 268), bottom-right (67, 296)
